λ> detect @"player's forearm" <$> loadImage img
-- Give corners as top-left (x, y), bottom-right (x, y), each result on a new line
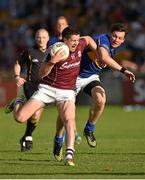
top-left (99, 47), bottom-right (122, 71)
top-left (14, 62), bottom-right (21, 77)
top-left (14, 62), bottom-right (26, 86)
top-left (39, 61), bottom-right (54, 78)
top-left (102, 56), bottom-right (122, 71)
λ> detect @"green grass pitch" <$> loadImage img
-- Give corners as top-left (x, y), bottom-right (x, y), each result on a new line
top-left (0, 105), bottom-right (145, 179)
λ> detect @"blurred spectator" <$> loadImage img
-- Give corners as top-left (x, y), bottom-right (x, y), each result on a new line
top-left (0, 0), bottom-right (145, 79)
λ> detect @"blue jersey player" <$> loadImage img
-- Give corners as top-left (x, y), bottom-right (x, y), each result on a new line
top-left (76, 23), bottom-right (135, 147)
top-left (49, 16), bottom-right (69, 46)
top-left (79, 33), bottom-right (115, 78)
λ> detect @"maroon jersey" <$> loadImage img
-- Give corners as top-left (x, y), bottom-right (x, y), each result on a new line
top-left (41, 39), bottom-right (87, 90)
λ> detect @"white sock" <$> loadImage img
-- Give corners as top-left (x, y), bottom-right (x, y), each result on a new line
top-left (65, 147), bottom-right (75, 160)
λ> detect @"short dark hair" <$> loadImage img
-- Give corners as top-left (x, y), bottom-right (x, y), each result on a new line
top-left (62, 27), bottom-right (80, 39)
top-left (110, 23), bottom-right (128, 36)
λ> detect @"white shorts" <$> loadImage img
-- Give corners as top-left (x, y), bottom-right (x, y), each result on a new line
top-left (31, 84), bottom-right (76, 105)
top-left (76, 74), bottom-right (100, 94)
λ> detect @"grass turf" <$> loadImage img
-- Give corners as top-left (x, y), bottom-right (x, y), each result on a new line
top-left (0, 105), bottom-right (145, 179)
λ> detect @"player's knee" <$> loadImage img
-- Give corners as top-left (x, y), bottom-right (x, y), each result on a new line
top-left (63, 116), bottom-right (75, 128)
top-left (14, 112), bottom-right (27, 123)
top-left (97, 97), bottom-right (106, 109)
top-left (92, 86), bottom-right (106, 106)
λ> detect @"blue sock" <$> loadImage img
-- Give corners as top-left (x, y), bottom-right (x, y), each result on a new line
top-left (55, 134), bottom-right (64, 145)
top-left (84, 120), bottom-right (95, 132)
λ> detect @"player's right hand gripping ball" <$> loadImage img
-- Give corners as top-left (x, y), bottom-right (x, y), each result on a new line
top-left (50, 42), bottom-right (69, 61)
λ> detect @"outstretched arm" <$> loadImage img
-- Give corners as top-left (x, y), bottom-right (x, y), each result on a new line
top-left (99, 47), bottom-right (136, 83)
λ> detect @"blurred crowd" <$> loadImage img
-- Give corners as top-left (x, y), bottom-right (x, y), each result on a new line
top-left (0, 0), bottom-right (145, 80)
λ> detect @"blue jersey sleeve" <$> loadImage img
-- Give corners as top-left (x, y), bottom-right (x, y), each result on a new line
top-left (93, 34), bottom-right (115, 57)
top-left (94, 34), bottom-right (110, 53)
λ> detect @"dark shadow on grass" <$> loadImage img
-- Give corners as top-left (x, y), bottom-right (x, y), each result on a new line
top-left (22, 152), bottom-right (46, 155)
top-left (78, 152), bottom-right (145, 155)
top-left (0, 150), bottom-right (46, 155)
top-left (0, 150), bottom-right (19, 153)
top-left (0, 159), bottom-right (64, 166)
top-left (2, 159), bottom-right (51, 162)
top-left (1, 150), bottom-right (144, 156)
top-left (3, 162), bottom-right (64, 166)
top-left (0, 172), bottom-right (145, 176)
top-left (0, 159), bottom-right (51, 163)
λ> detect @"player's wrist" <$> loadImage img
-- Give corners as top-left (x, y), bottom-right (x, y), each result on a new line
top-left (14, 75), bottom-right (20, 78)
top-left (48, 60), bottom-right (55, 66)
top-left (120, 67), bottom-right (127, 73)
top-left (14, 74), bottom-right (20, 79)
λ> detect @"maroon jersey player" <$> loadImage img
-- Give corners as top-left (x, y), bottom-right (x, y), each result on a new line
top-left (42, 39), bottom-right (86, 90)
top-left (13, 27), bottom-right (97, 167)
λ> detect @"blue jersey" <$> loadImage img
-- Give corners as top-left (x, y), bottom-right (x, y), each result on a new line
top-left (49, 37), bottom-right (61, 46)
top-left (79, 33), bottom-right (116, 78)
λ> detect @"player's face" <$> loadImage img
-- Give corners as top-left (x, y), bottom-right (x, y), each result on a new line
top-left (64, 34), bottom-right (80, 52)
top-left (110, 31), bottom-right (125, 48)
top-left (35, 30), bottom-right (49, 50)
top-left (57, 18), bottom-right (69, 34)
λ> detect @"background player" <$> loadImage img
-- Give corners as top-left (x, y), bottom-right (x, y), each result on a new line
top-left (49, 16), bottom-right (69, 45)
top-left (5, 28), bottom-right (50, 151)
